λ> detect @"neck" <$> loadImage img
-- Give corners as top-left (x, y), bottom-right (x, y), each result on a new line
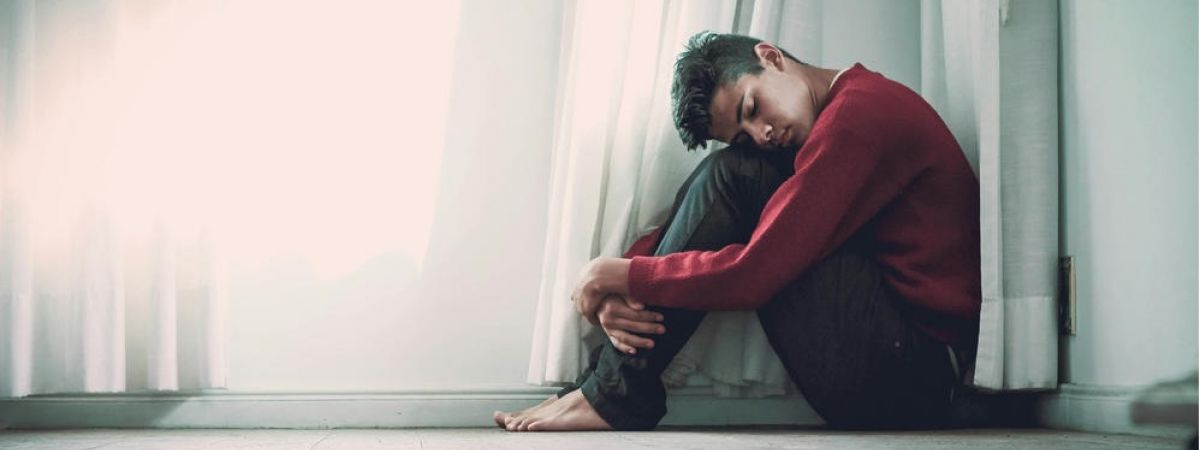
top-left (791, 64), bottom-right (841, 115)
top-left (803, 65), bottom-right (842, 108)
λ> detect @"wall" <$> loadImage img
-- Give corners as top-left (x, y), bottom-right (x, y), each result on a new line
top-left (820, 0), bottom-right (921, 91)
top-left (1058, 0), bottom-right (1197, 388)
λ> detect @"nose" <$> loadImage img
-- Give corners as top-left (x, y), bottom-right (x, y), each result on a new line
top-left (748, 122), bottom-right (773, 147)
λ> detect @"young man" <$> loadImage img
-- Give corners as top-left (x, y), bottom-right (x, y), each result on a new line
top-left (496, 31), bottom-right (981, 431)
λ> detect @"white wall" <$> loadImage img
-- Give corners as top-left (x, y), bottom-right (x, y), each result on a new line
top-left (225, 0), bottom-right (564, 391)
top-left (820, 0), bottom-right (921, 91)
top-left (763, 0), bottom-right (922, 92)
top-left (1058, 0), bottom-right (1198, 387)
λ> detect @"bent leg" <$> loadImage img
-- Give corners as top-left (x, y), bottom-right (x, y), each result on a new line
top-left (571, 145), bottom-right (797, 430)
top-left (757, 248), bottom-right (959, 429)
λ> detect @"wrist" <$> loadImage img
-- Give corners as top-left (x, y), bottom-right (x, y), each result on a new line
top-left (591, 257), bottom-right (631, 295)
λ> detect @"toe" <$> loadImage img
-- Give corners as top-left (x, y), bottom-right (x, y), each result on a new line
top-left (517, 417), bottom-right (534, 432)
top-left (504, 416), bottom-right (518, 431)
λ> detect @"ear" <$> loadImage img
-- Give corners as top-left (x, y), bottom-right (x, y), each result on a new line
top-left (753, 42), bottom-right (785, 71)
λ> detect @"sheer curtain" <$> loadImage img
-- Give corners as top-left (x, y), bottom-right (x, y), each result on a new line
top-left (529, 0), bottom-right (1059, 395)
top-left (921, 0), bottom-right (1059, 390)
top-left (526, 0), bottom-right (797, 396)
top-left (0, 0), bottom-right (229, 397)
top-left (0, 0), bottom-right (462, 397)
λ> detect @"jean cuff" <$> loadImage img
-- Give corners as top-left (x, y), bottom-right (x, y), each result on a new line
top-left (579, 373), bottom-right (659, 431)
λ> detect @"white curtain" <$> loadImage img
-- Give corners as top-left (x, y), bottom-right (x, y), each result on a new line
top-left (921, 0), bottom-right (1060, 390)
top-left (0, 0), bottom-right (229, 398)
top-left (0, 0), bottom-right (463, 397)
top-left (529, 0), bottom-right (1059, 394)
top-left (526, 0), bottom-right (796, 397)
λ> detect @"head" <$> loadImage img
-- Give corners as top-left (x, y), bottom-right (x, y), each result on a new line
top-left (671, 32), bottom-right (817, 151)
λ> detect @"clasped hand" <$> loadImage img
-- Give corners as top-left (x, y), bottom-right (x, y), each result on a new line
top-left (595, 295), bottom-right (664, 354)
top-left (571, 257), bottom-right (665, 354)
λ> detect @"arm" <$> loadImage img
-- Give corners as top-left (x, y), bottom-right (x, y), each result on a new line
top-left (627, 123), bottom-right (923, 310)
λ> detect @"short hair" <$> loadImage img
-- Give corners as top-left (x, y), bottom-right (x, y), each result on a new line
top-left (670, 32), bottom-right (803, 150)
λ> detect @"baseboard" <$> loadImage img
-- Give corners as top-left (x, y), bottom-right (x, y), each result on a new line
top-left (1037, 383), bottom-right (1194, 439)
top-left (0, 386), bottom-right (820, 429)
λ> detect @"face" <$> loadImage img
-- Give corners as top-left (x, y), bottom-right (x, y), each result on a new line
top-left (708, 45), bottom-right (817, 151)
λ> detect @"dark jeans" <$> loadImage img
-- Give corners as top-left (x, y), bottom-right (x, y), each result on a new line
top-left (557, 145), bottom-right (970, 430)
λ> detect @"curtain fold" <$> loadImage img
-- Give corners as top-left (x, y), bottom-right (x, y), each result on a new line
top-left (2, 0), bottom-right (467, 397)
top-left (984, 0), bottom-right (1060, 390)
top-left (922, 0), bottom-right (1059, 390)
top-left (0, 0), bottom-right (227, 398)
top-left (526, 0), bottom-right (796, 397)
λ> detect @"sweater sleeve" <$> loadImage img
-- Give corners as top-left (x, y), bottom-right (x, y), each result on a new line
top-left (627, 123), bottom-right (923, 310)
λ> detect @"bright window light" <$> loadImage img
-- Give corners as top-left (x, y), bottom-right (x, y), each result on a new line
top-left (21, 0), bottom-right (462, 281)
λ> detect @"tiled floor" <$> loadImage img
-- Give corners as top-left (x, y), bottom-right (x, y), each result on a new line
top-left (0, 427), bottom-right (1190, 449)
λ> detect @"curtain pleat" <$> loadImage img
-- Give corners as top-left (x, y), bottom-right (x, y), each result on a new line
top-left (0, 0), bottom-right (226, 398)
top-left (528, 0), bottom-right (798, 397)
top-left (923, 0), bottom-right (1059, 390)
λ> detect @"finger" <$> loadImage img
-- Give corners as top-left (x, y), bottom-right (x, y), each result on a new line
top-left (602, 293), bottom-right (625, 303)
top-left (612, 317), bottom-right (666, 335)
top-left (623, 296), bottom-right (646, 310)
top-left (610, 329), bottom-right (655, 350)
top-left (639, 310), bottom-right (665, 323)
top-left (597, 311), bottom-right (612, 328)
top-left (599, 309), bottom-right (625, 328)
top-left (598, 301), bottom-right (634, 321)
top-left (598, 296), bottom-right (623, 314)
top-left (576, 293), bottom-right (596, 324)
top-left (582, 293), bottom-right (604, 323)
top-left (608, 335), bottom-right (637, 354)
top-left (611, 305), bottom-right (663, 323)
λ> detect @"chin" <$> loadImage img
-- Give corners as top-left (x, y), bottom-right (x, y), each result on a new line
top-left (793, 130), bottom-right (811, 147)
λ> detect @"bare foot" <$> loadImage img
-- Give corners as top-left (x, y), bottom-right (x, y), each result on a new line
top-left (493, 394), bottom-right (557, 428)
top-left (508, 389), bottom-right (613, 431)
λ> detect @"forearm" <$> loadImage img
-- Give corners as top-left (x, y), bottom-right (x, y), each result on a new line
top-left (584, 257), bottom-right (631, 296)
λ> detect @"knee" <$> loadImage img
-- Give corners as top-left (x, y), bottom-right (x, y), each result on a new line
top-left (693, 144), bottom-right (789, 199)
top-left (704, 144), bottom-right (757, 182)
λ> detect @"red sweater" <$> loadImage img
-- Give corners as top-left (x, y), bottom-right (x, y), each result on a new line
top-left (625, 64), bottom-right (981, 345)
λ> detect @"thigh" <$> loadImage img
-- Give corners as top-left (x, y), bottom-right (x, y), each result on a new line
top-left (654, 144), bottom-right (796, 255)
top-left (756, 248), bottom-right (956, 429)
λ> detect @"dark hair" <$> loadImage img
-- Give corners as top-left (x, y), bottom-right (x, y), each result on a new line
top-left (670, 32), bottom-right (803, 150)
